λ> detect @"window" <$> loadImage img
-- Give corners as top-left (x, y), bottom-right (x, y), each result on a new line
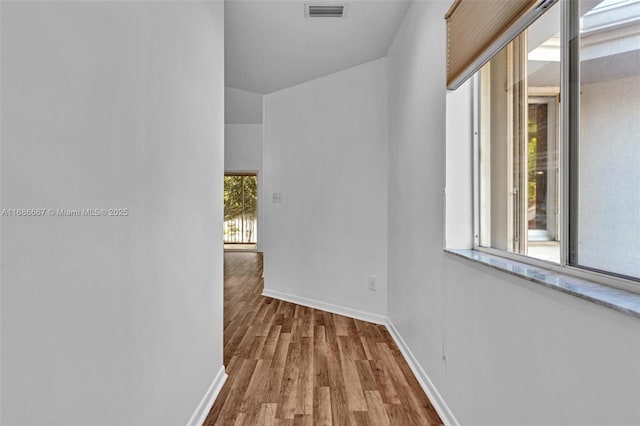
top-left (474, 0), bottom-right (640, 281)
top-left (477, 2), bottom-right (562, 263)
top-left (572, 0), bottom-right (640, 279)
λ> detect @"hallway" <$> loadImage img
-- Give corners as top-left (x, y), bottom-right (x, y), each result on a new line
top-left (204, 252), bottom-right (442, 425)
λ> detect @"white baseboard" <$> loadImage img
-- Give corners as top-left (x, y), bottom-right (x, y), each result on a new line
top-left (385, 320), bottom-right (459, 426)
top-left (186, 365), bottom-right (227, 426)
top-left (262, 288), bottom-right (388, 325)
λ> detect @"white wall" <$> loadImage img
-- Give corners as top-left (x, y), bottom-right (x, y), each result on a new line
top-left (1, 2), bottom-right (224, 425)
top-left (263, 59), bottom-right (388, 316)
top-left (225, 87), bottom-right (263, 124)
top-left (444, 255), bottom-right (640, 425)
top-left (225, 124), bottom-right (264, 251)
top-left (446, 81), bottom-right (473, 249)
top-left (388, 1), bottom-right (640, 425)
top-left (579, 74), bottom-right (640, 278)
top-left (224, 87), bottom-right (263, 249)
top-left (387, 0), bottom-right (449, 409)
top-left (225, 125), bottom-right (262, 170)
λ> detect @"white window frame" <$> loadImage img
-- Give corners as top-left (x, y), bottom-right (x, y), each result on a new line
top-left (471, 0), bottom-right (640, 294)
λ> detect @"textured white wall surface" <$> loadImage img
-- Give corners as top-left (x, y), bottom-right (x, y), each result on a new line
top-left (263, 59), bottom-right (389, 316)
top-left (579, 75), bottom-right (640, 278)
top-left (225, 87), bottom-right (263, 124)
top-left (1, 2), bottom-right (225, 424)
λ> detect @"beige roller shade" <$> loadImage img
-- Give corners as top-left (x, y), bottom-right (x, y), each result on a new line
top-left (445, 0), bottom-right (555, 89)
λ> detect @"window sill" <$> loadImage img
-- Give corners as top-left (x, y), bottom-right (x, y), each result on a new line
top-left (445, 249), bottom-right (640, 319)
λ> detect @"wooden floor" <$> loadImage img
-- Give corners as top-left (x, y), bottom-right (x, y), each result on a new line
top-left (204, 252), bottom-right (442, 426)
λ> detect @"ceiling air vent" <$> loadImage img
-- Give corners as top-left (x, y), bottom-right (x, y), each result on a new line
top-left (305, 4), bottom-right (346, 18)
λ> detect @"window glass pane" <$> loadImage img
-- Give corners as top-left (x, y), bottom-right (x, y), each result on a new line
top-left (478, 2), bottom-right (561, 263)
top-left (574, 0), bottom-right (640, 279)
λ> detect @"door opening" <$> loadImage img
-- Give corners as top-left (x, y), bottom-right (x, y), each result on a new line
top-left (224, 173), bottom-right (258, 251)
top-left (526, 96), bottom-right (560, 262)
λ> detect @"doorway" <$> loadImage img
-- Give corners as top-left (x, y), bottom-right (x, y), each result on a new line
top-left (224, 173), bottom-right (258, 251)
top-left (526, 96), bottom-right (560, 262)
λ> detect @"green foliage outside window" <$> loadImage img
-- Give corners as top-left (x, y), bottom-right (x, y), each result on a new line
top-left (224, 175), bottom-right (257, 221)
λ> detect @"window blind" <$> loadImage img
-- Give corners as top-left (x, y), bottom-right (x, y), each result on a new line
top-left (445, 0), bottom-right (556, 90)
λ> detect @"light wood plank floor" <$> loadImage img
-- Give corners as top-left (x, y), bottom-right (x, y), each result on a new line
top-left (203, 252), bottom-right (442, 426)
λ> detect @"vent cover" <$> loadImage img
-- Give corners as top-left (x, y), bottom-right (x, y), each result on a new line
top-left (305, 4), bottom-right (346, 18)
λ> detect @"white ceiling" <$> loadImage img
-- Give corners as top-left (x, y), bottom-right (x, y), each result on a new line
top-left (225, 0), bottom-right (411, 94)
